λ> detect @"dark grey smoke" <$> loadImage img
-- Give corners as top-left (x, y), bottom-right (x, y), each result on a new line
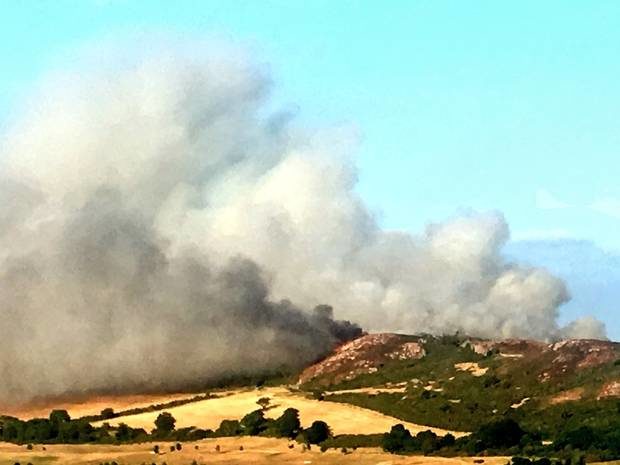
top-left (0, 185), bottom-right (360, 405)
top-left (0, 41), bottom-right (605, 404)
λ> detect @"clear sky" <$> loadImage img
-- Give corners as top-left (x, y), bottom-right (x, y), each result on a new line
top-left (1, 1), bottom-right (618, 339)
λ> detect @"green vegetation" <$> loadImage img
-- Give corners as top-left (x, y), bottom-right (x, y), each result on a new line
top-left (302, 421), bottom-right (330, 444)
top-left (153, 412), bottom-right (176, 437)
top-left (308, 334), bottom-right (619, 439)
top-left (0, 410), bottom-right (205, 444)
top-left (380, 418), bottom-right (620, 462)
top-left (1, 400), bottom-right (618, 462)
top-left (0, 334), bottom-right (617, 464)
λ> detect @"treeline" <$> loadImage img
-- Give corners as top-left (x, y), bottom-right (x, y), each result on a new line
top-left (80, 393), bottom-right (217, 423)
top-left (0, 406), bottom-right (327, 446)
top-left (2, 405), bottom-right (618, 463)
top-left (211, 407), bottom-right (330, 445)
top-left (381, 418), bottom-right (620, 463)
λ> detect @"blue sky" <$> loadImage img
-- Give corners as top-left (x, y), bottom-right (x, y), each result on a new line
top-left (1, 1), bottom-right (619, 339)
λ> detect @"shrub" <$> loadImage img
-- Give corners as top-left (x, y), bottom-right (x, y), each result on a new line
top-left (274, 408), bottom-right (301, 438)
top-left (472, 419), bottom-right (526, 449)
top-left (153, 412), bottom-right (176, 436)
top-left (304, 421), bottom-right (330, 444)
top-left (382, 424), bottom-right (412, 453)
top-left (216, 420), bottom-right (241, 436)
top-left (100, 408), bottom-right (115, 419)
top-left (240, 410), bottom-right (268, 435)
top-left (256, 397), bottom-right (271, 409)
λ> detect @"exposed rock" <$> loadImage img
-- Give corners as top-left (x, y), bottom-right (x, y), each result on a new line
top-left (298, 332), bottom-right (619, 388)
top-left (549, 387), bottom-right (584, 404)
top-left (298, 333), bottom-right (425, 385)
top-left (598, 380), bottom-right (620, 399)
top-left (454, 362), bottom-right (488, 377)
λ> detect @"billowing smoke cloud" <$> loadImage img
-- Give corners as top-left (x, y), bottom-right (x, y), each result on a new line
top-left (0, 42), bottom-right (606, 403)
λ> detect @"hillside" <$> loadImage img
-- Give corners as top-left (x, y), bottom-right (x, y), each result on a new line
top-left (0, 333), bottom-right (618, 463)
top-left (298, 333), bottom-right (620, 438)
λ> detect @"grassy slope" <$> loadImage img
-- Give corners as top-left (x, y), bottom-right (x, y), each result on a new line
top-left (301, 336), bottom-right (620, 439)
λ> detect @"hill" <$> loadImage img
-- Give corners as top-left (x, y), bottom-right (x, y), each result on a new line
top-left (298, 333), bottom-right (620, 438)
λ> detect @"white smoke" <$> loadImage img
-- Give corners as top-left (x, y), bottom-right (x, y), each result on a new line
top-left (560, 316), bottom-right (608, 340)
top-left (0, 41), bottom-right (606, 403)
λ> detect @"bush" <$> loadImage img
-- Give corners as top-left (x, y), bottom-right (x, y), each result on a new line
top-left (100, 408), bottom-right (115, 419)
top-left (153, 412), bottom-right (176, 436)
top-left (512, 457), bottom-right (532, 465)
top-left (274, 408), bottom-right (301, 438)
top-left (240, 410), bottom-right (268, 435)
top-left (216, 420), bottom-right (241, 437)
top-left (304, 421), bottom-right (330, 444)
top-left (257, 397), bottom-right (271, 409)
top-left (472, 419), bottom-right (526, 449)
top-left (383, 424), bottom-right (412, 453)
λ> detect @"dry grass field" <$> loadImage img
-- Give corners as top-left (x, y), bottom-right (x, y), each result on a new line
top-left (3, 394), bottom-right (196, 421)
top-left (91, 387), bottom-right (465, 436)
top-left (0, 437), bottom-right (509, 465)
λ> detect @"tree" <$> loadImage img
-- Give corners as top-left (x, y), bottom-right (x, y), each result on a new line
top-left (304, 420), bottom-right (330, 444)
top-left (382, 424), bottom-right (412, 453)
top-left (153, 412), bottom-right (176, 436)
top-left (116, 423), bottom-right (132, 442)
top-left (256, 397), bottom-right (271, 410)
top-left (275, 408), bottom-right (300, 438)
top-left (100, 408), bottom-right (115, 420)
top-left (217, 420), bottom-right (241, 436)
top-left (240, 410), bottom-right (268, 435)
top-left (49, 410), bottom-right (71, 425)
top-left (417, 430), bottom-right (440, 454)
top-left (473, 419), bottom-right (525, 449)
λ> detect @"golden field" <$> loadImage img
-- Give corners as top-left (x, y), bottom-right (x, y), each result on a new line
top-left (91, 387), bottom-right (465, 436)
top-left (0, 437), bottom-right (508, 465)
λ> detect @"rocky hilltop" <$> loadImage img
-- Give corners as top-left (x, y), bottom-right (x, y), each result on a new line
top-left (300, 333), bottom-right (619, 395)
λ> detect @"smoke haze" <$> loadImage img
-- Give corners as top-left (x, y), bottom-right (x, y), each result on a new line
top-left (0, 41), bottom-right (606, 404)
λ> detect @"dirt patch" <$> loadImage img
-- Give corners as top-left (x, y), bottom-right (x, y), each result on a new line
top-left (327, 385), bottom-right (407, 395)
top-left (510, 398), bottom-right (530, 409)
top-left (549, 387), bottom-right (584, 404)
top-left (454, 362), bottom-right (488, 377)
top-left (598, 380), bottom-right (620, 399)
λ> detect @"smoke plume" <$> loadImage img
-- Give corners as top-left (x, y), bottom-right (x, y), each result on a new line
top-left (0, 42), bottom-right (606, 404)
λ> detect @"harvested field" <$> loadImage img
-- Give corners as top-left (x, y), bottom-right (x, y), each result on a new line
top-left (0, 437), bottom-right (508, 465)
top-left (3, 393), bottom-right (198, 420)
top-left (92, 387), bottom-right (465, 436)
